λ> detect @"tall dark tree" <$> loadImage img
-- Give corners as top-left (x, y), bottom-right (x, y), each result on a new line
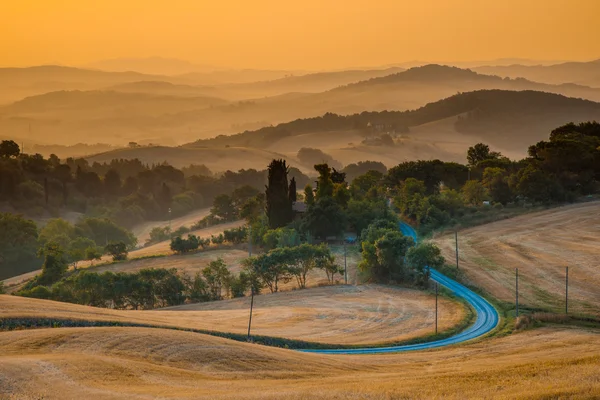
top-left (265, 159), bottom-right (293, 229)
top-left (104, 169), bottom-right (122, 197)
top-left (467, 143), bottom-right (501, 167)
top-left (289, 177), bottom-right (297, 203)
top-left (314, 164), bottom-right (334, 199)
top-left (0, 140), bottom-right (20, 159)
top-left (331, 168), bottom-right (346, 184)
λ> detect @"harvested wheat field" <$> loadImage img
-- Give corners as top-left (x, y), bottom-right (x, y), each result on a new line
top-left (433, 201), bottom-right (600, 317)
top-left (1, 324), bottom-right (599, 399)
top-left (0, 283), bottom-right (464, 345)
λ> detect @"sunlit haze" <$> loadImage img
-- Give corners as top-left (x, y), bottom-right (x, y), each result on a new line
top-left (2, 0), bottom-right (600, 69)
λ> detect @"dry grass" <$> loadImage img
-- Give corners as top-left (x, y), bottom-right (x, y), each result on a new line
top-left (0, 325), bottom-right (599, 399)
top-left (433, 201), bottom-right (600, 317)
top-left (0, 283), bottom-right (465, 345)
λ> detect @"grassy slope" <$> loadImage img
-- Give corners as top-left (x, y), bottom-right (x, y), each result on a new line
top-left (0, 325), bottom-right (599, 399)
top-left (0, 283), bottom-right (465, 346)
top-left (432, 201), bottom-right (600, 318)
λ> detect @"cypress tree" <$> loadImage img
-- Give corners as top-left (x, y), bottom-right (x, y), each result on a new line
top-left (289, 177), bottom-right (297, 203)
top-left (265, 159), bottom-right (293, 228)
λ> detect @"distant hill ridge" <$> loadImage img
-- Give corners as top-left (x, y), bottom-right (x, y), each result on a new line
top-left (188, 89), bottom-right (600, 150)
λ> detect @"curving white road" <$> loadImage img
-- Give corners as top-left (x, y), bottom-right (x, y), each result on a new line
top-left (300, 222), bottom-right (499, 354)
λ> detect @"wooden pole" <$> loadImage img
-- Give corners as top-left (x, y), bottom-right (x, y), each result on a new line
top-left (344, 239), bottom-right (348, 284)
top-left (565, 266), bottom-right (569, 315)
top-left (515, 268), bottom-right (519, 318)
top-left (247, 286), bottom-right (254, 341)
top-left (455, 231), bottom-right (459, 270)
top-left (435, 282), bottom-right (439, 335)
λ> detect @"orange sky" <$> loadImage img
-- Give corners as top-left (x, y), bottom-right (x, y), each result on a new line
top-left (1, 0), bottom-right (599, 69)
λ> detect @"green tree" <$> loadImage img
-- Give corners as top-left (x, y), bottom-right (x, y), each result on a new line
top-left (39, 218), bottom-right (76, 246)
top-left (38, 242), bottom-right (68, 285)
top-left (405, 243), bottom-right (445, 287)
top-left (302, 197), bottom-right (346, 239)
top-left (240, 194), bottom-right (265, 224)
top-left (314, 164), bottom-right (334, 199)
top-left (202, 258), bottom-right (232, 300)
top-left (461, 180), bottom-right (487, 205)
top-left (289, 177), bottom-right (297, 203)
top-left (350, 170), bottom-right (384, 200)
top-left (68, 237), bottom-right (97, 267)
top-left (394, 178), bottom-right (427, 221)
top-left (211, 194), bottom-right (237, 221)
top-left (186, 272), bottom-right (210, 302)
top-left (229, 272), bottom-right (251, 298)
top-left (359, 225), bottom-right (414, 282)
top-left (85, 246), bottom-right (103, 266)
top-left (482, 167), bottom-right (512, 205)
top-left (467, 143), bottom-right (500, 167)
top-left (287, 243), bottom-right (332, 289)
top-left (304, 184), bottom-right (315, 206)
top-left (75, 218), bottom-right (137, 249)
top-left (515, 164), bottom-right (564, 203)
top-left (333, 183), bottom-right (351, 208)
top-left (0, 140), bottom-right (20, 158)
top-left (243, 252), bottom-right (293, 293)
top-left (0, 213), bottom-right (40, 280)
top-left (105, 241), bottom-right (128, 261)
top-left (375, 231), bottom-right (415, 282)
top-left (265, 159), bottom-right (293, 229)
top-left (104, 169), bottom-right (122, 197)
top-left (232, 185), bottom-right (260, 209)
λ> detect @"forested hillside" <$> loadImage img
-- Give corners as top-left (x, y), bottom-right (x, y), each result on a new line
top-left (189, 90), bottom-right (600, 150)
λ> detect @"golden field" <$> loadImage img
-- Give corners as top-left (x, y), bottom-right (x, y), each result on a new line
top-left (433, 201), bottom-right (600, 317)
top-left (0, 324), bottom-right (599, 399)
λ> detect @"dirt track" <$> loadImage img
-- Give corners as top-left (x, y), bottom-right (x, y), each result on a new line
top-left (433, 201), bottom-right (600, 317)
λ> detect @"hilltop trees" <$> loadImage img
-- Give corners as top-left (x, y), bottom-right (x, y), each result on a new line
top-left (0, 140), bottom-right (20, 159)
top-left (467, 143), bottom-right (501, 167)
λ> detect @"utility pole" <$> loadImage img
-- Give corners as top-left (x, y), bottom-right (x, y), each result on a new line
top-left (248, 224), bottom-right (252, 257)
top-left (344, 238), bottom-right (347, 284)
top-left (515, 268), bottom-right (519, 318)
top-left (565, 266), bottom-right (569, 315)
top-left (455, 231), bottom-right (459, 270)
top-left (435, 281), bottom-right (439, 335)
top-left (247, 286), bottom-right (254, 341)
top-left (168, 208), bottom-right (172, 239)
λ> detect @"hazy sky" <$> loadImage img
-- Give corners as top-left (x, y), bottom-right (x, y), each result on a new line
top-left (2, 0), bottom-right (599, 70)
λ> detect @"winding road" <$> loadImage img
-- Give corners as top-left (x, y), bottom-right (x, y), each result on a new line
top-left (301, 223), bottom-right (499, 354)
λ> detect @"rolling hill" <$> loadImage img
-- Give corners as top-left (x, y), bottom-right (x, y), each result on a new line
top-left (191, 89), bottom-right (600, 150)
top-left (5, 65), bottom-right (600, 147)
top-left (80, 89), bottom-right (600, 170)
top-left (0, 65), bottom-right (192, 105)
top-left (85, 56), bottom-right (218, 75)
top-left (0, 90), bottom-right (229, 145)
top-left (474, 59), bottom-right (600, 87)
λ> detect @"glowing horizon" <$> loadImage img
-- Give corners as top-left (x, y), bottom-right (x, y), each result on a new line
top-left (1, 0), bottom-right (600, 70)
